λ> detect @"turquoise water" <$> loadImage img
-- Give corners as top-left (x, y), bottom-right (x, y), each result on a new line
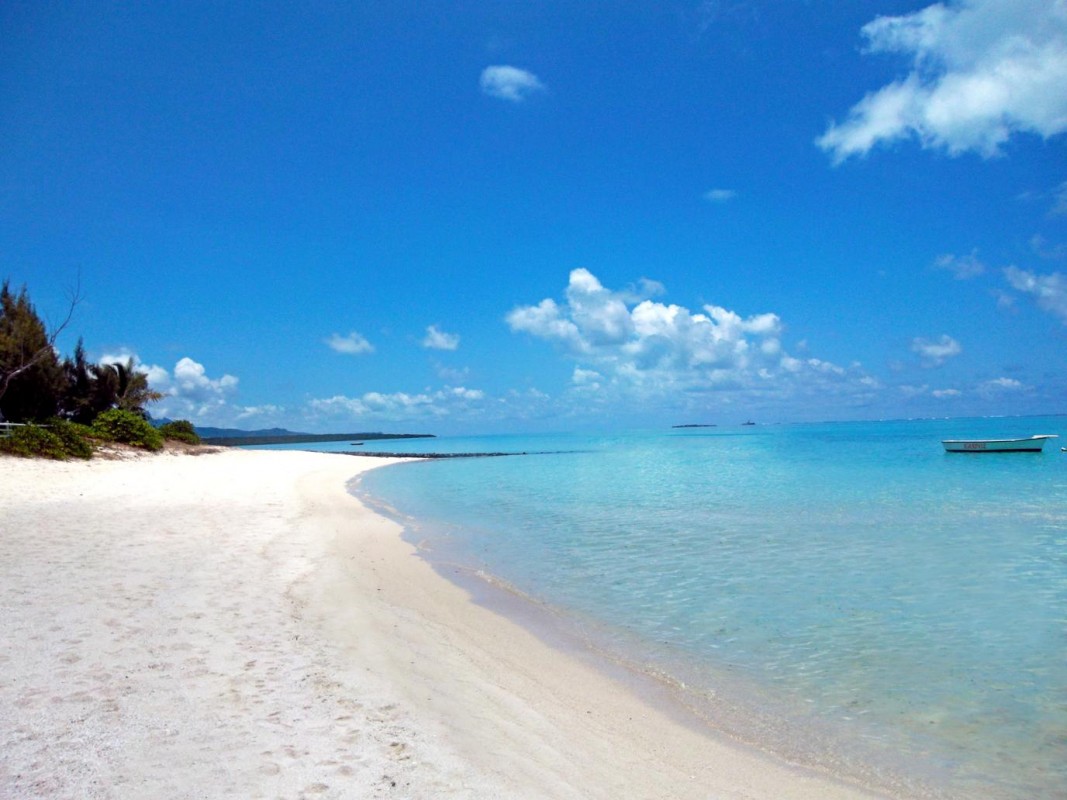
top-left (306, 418), bottom-right (1066, 798)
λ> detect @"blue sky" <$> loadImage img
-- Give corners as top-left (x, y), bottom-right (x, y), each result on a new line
top-left (2, 0), bottom-right (1065, 433)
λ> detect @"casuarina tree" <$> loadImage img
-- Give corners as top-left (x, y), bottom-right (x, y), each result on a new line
top-left (0, 282), bottom-right (70, 422)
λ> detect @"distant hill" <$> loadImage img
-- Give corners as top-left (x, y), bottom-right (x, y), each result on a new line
top-left (194, 426), bottom-right (307, 439)
top-left (195, 426), bottom-right (436, 446)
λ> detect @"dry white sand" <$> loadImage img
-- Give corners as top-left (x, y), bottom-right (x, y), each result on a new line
top-left (0, 448), bottom-right (892, 799)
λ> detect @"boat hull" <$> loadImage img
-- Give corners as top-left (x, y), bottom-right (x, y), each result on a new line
top-left (942, 435), bottom-right (1057, 453)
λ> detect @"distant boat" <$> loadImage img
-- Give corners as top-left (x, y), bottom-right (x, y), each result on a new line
top-left (742, 421), bottom-right (756, 426)
top-left (942, 435), bottom-right (1058, 453)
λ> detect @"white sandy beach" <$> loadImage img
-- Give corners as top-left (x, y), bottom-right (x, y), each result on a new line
top-left (0, 448), bottom-right (891, 799)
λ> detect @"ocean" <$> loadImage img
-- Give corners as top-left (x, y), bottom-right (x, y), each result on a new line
top-left (268, 416), bottom-right (1067, 798)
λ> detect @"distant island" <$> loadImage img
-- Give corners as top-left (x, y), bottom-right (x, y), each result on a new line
top-left (196, 426), bottom-right (435, 447)
top-left (672, 424), bottom-right (717, 428)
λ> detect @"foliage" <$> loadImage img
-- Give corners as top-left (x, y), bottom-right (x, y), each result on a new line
top-left (111, 358), bottom-right (166, 414)
top-left (0, 424), bottom-right (74, 460)
top-left (61, 343), bottom-right (166, 423)
top-left (62, 339), bottom-right (111, 423)
top-left (0, 282), bottom-right (66, 422)
top-left (91, 408), bottom-right (164, 451)
top-left (0, 281), bottom-right (205, 459)
top-left (0, 279), bottom-right (168, 427)
top-left (45, 417), bottom-right (95, 459)
top-left (159, 419), bottom-right (200, 444)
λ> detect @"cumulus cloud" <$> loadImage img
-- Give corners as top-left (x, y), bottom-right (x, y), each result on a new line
top-left (422, 325), bottom-right (460, 351)
top-left (911, 334), bottom-right (963, 365)
top-left (99, 350), bottom-right (171, 390)
top-left (97, 351), bottom-right (288, 426)
top-left (571, 367), bottom-right (603, 391)
top-left (933, 250), bottom-right (986, 279)
top-left (105, 353), bottom-right (242, 423)
top-left (480, 65), bottom-right (546, 102)
top-left (506, 268), bottom-right (864, 403)
top-left (325, 331), bottom-right (374, 355)
top-left (704, 188), bottom-right (737, 203)
top-left (169, 357), bottom-right (239, 400)
top-left (100, 352), bottom-right (239, 407)
top-left (308, 386), bottom-right (486, 421)
top-left (1004, 266), bottom-right (1067, 322)
top-left (932, 388), bottom-right (962, 398)
top-left (818, 0), bottom-right (1067, 162)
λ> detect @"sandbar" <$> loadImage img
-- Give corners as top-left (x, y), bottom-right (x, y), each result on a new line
top-left (0, 448), bottom-right (891, 798)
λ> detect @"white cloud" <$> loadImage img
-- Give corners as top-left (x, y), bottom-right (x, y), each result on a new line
top-left (99, 349), bottom-right (171, 390)
top-left (982, 376), bottom-right (1024, 392)
top-left (911, 334), bottom-right (963, 365)
top-left (236, 404), bottom-right (283, 421)
top-left (96, 351), bottom-right (286, 427)
top-left (170, 357), bottom-right (239, 401)
top-left (422, 325), bottom-right (460, 351)
top-left (308, 386), bottom-right (486, 422)
top-left (993, 288), bottom-right (1018, 311)
top-left (506, 298), bottom-right (584, 350)
top-left (899, 383), bottom-right (930, 398)
top-left (109, 354), bottom-right (241, 423)
top-left (704, 188), bottom-right (737, 203)
top-left (1052, 181), bottom-right (1067, 216)
top-left (1004, 266), bottom-right (1067, 322)
top-left (933, 250), bottom-right (986, 279)
top-left (434, 363), bottom-right (470, 383)
top-left (572, 367), bottom-right (603, 390)
top-left (1030, 234), bottom-right (1067, 260)
top-left (480, 65), bottom-right (546, 102)
top-left (325, 331), bottom-right (374, 355)
top-left (100, 352), bottom-right (239, 409)
top-left (932, 388), bottom-right (962, 398)
top-left (818, 0), bottom-right (1067, 162)
top-left (506, 269), bottom-right (866, 404)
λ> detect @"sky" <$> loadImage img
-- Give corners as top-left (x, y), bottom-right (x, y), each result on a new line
top-left (1, 0), bottom-right (1065, 433)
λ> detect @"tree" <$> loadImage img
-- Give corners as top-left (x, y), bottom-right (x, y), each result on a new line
top-left (61, 348), bottom-right (166, 422)
top-left (108, 358), bottom-right (165, 416)
top-left (0, 281), bottom-right (74, 422)
top-left (61, 338), bottom-right (120, 423)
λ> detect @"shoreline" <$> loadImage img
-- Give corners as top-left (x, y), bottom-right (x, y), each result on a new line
top-left (2, 448), bottom-right (892, 798)
top-left (355, 465), bottom-right (941, 800)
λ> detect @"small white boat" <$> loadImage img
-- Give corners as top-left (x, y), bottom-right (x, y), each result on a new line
top-left (942, 434), bottom-right (1058, 453)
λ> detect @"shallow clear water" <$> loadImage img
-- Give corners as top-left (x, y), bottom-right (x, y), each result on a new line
top-left (314, 418), bottom-right (1064, 798)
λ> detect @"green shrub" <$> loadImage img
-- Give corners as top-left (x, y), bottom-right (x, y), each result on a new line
top-left (0, 424), bottom-right (70, 460)
top-left (91, 408), bottom-right (164, 451)
top-left (45, 418), bottom-right (94, 459)
top-left (159, 419), bottom-right (201, 445)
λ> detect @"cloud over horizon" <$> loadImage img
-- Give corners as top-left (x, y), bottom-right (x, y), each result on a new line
top-left (818, 0), bottom-right (1067, 162)
top-left (506, 269), bottom-right (868, 407)
top-left (105, 352), bottom-right (244, 423)
top-left (308, 386), bottom-right (486, 421)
